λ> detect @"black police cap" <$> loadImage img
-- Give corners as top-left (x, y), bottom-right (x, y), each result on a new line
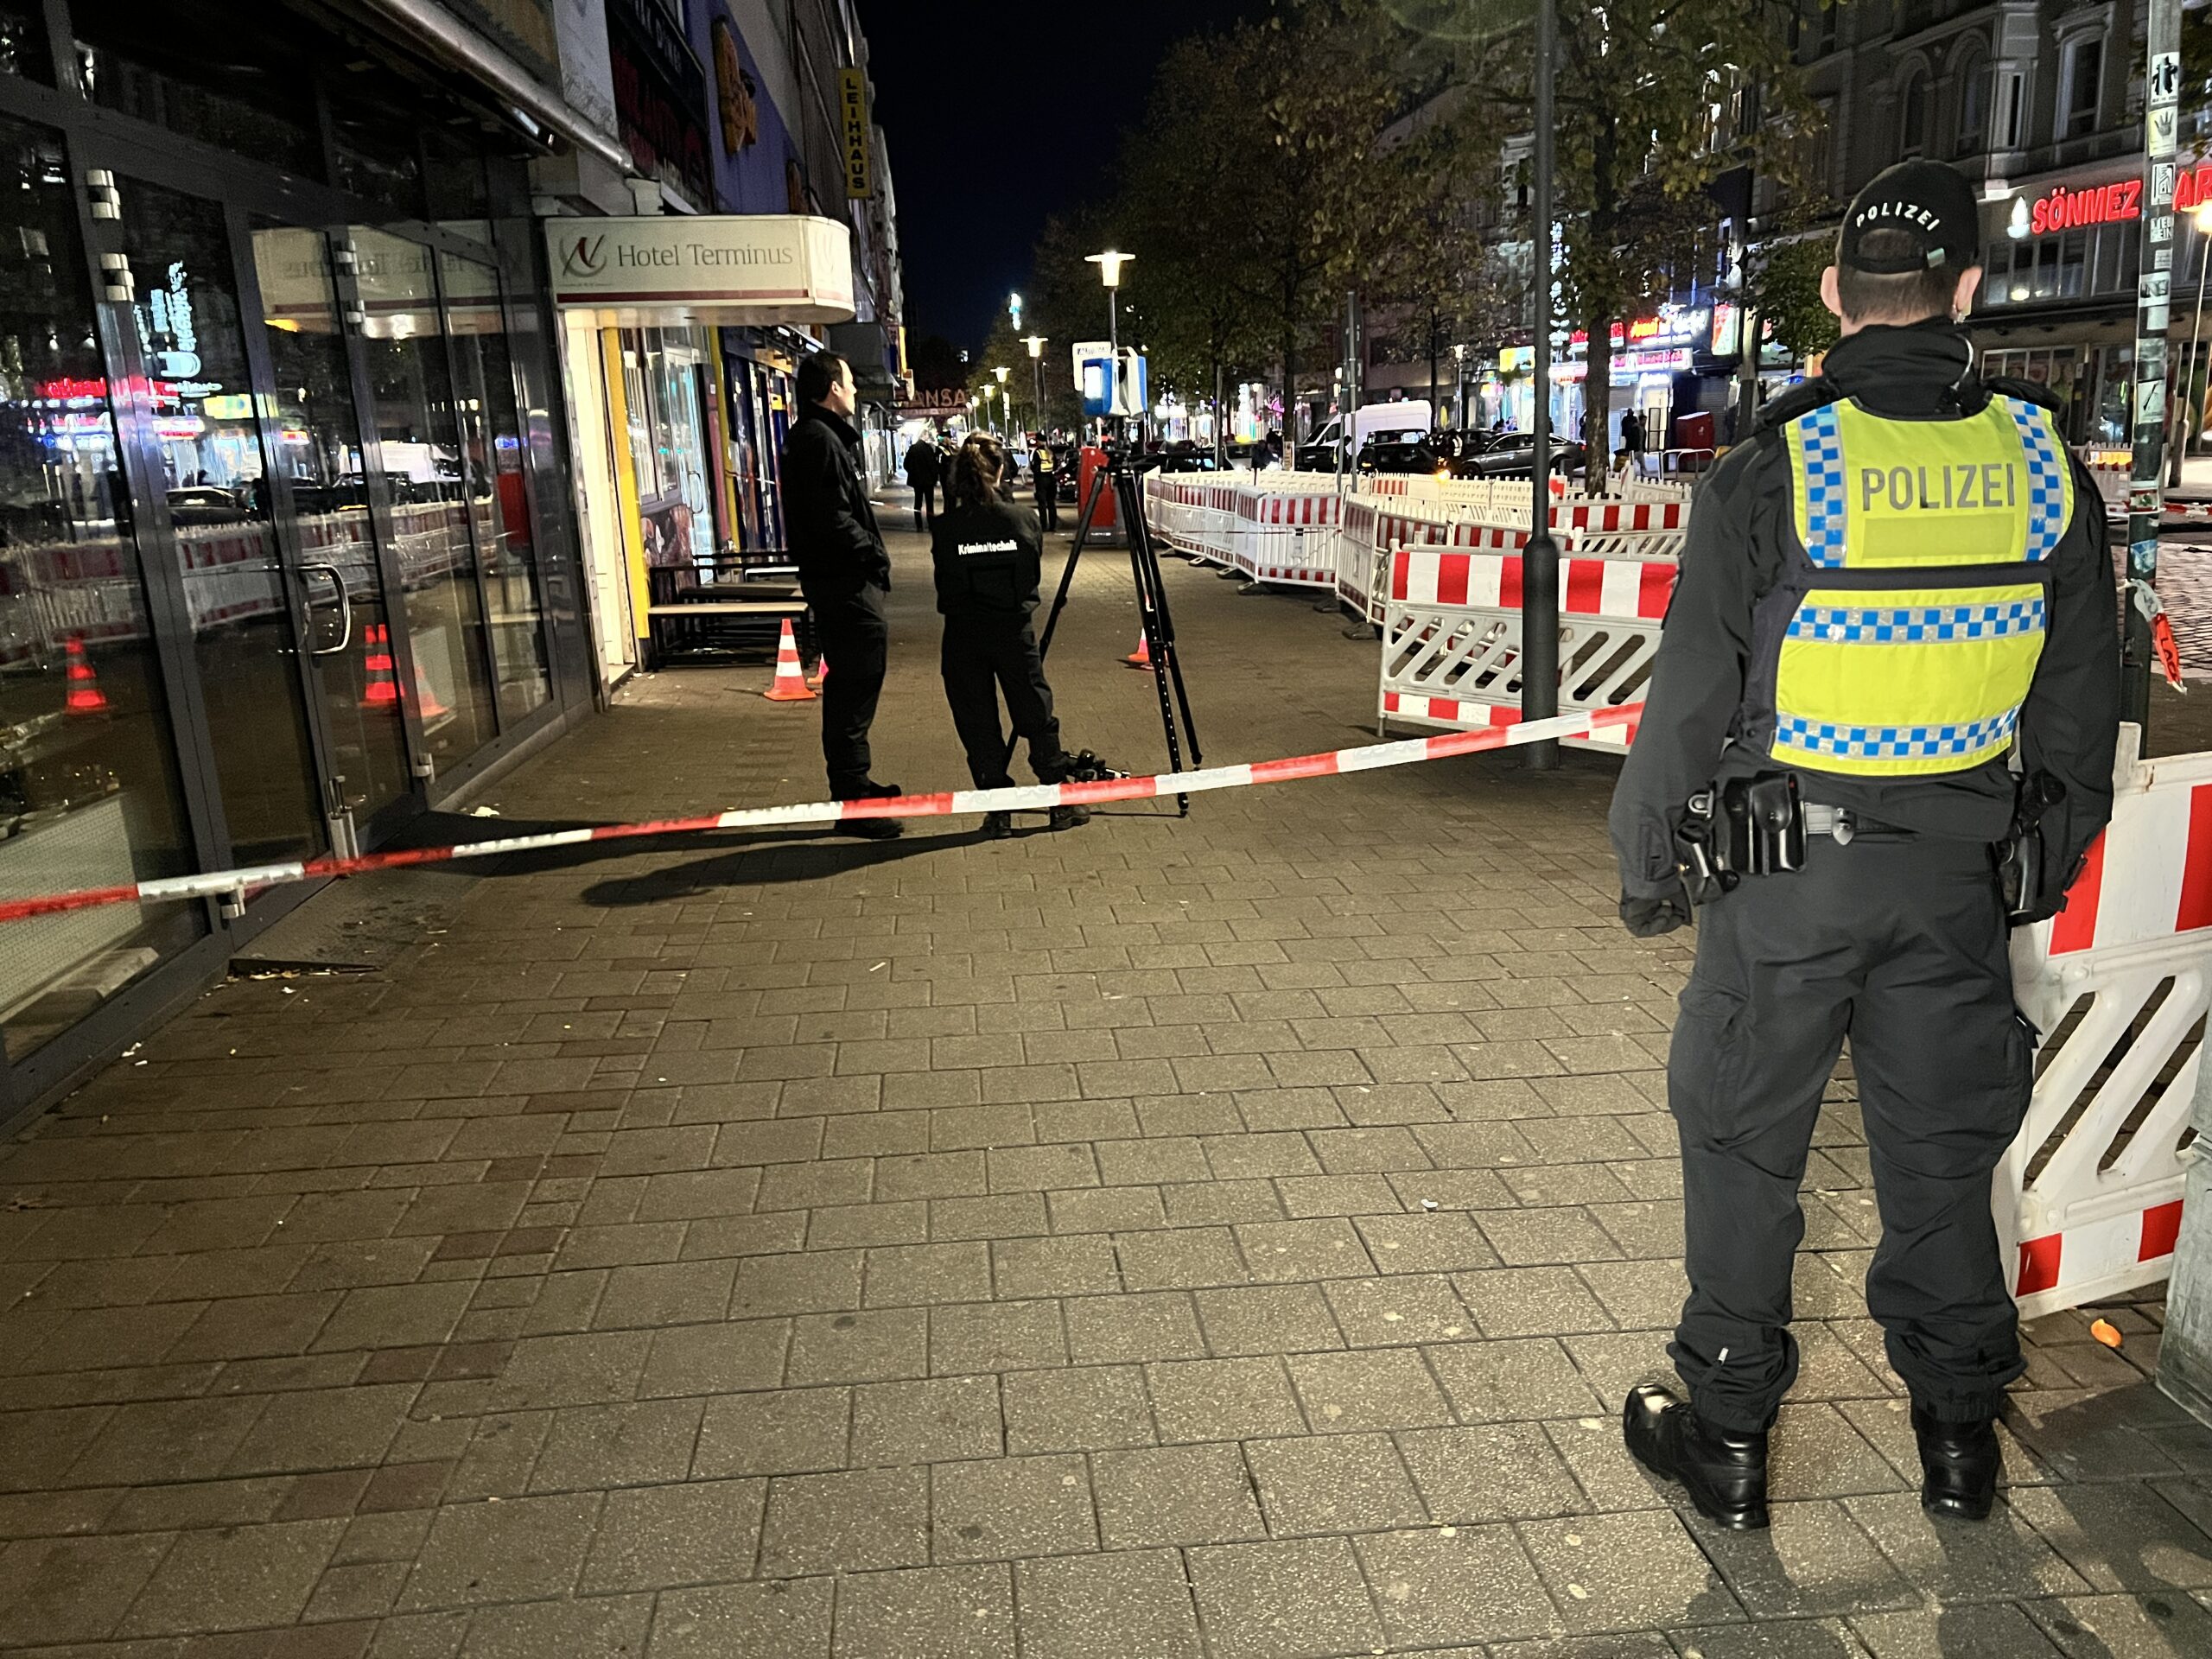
top-left (1838, 160), bottom-right (1983, 274)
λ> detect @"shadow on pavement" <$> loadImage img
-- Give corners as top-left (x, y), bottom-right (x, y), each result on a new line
top-left (575, 823), bottom-right (995, 904)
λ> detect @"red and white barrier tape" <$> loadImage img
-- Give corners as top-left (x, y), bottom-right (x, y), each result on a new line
top-left (0, 705), bottom-right (1643, 925)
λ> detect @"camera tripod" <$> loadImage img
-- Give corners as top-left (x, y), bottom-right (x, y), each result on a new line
top-left (1030, 448), bottom-right (1204, 815)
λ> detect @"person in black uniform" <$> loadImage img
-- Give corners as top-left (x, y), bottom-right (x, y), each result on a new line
top-left (1030, 432), bottom-right (1062, 531)
top-left (904, 434), bottom-right (941, 531)
top-left (780, 352), bottom-right (903, 838)
top-left (932, 434), bottom-right (1086, 838)
top-left (1608, 161), bottom-right (2120, 1530)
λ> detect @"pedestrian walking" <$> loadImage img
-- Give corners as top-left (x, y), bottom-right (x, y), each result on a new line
top-left (1618, 407), bottom-right (1643, 467)
top-left (1030, 432), bottom-right (1062, 531)
top-left (780, 351), bottom-right (904, 838)
top-left (931, 433), bottom-right (1086, 839)
top-left (904, 434), bottom-right (941, 530)
top-left (1605, 161), bottom-right (2120, 1531)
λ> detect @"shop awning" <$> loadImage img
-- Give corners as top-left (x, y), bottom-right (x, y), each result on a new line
top-left (546, 213), bottom-right (856, 327)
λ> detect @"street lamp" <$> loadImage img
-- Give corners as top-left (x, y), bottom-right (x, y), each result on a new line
top-left (1086, 250), bottom-right (1134, 424)
top-left (1022, 334), bottom-right (1048, 438)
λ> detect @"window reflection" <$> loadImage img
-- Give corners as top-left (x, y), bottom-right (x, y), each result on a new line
top-left (251, 223), bottom-right (416, 827)
top-left (0, 118), bottom-right (199, 1058)
top-left (118, 181), bottom-right (322, 862)
top-left (353, 228), bottom-right (497, 764)
top-left (440, 249), bottom-right (550, 721)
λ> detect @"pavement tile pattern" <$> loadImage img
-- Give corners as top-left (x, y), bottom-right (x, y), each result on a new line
top-left (0, 495), bottom-right (2203, 1656)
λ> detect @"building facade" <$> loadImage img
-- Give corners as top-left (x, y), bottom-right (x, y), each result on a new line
top-left (0, 0), bottom-right (900, 1123)
top-left (0, 0), bottom-right (609, 1119)
top-left (1785, 0), bottom-right (2156, 443)
top-left (550, 0), bottom-right (906, 694)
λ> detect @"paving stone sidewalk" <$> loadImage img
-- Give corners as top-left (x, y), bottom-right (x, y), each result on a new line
top-left (0, 492), bottom-right (2204, 1657)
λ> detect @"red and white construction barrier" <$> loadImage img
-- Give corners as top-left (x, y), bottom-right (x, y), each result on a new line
top-left (1378, 543), bottom-right (1667, 753)
top-left (1142, 476), bottom-right (1339, 589)
top-left (0, 707), bottom-right (1642, 926)
top-left (2000, 730), bottom-right (2212, 1317)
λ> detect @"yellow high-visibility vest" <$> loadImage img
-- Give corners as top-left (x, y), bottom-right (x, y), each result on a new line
top-left (1753, 394), bottom-right (2071, 778)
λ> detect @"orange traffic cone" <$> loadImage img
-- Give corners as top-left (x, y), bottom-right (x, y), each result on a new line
top-left (62, 634), bottom-right (107, 717)
top-left (412, 655), bottom-right (452, 721)
top-left (361, 624), bottom-right (400, 709)
top-left (1123, 629), bottom-right (1150, 670)
top-left (763, 619), bottom-right (817, 702)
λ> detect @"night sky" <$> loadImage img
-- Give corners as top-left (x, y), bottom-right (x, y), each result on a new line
top-left (854, 1), bottom-right (1264, 354)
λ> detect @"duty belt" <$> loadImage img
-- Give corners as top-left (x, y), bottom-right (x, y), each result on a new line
top-left (1803, 804), bottom-right (1911, 845)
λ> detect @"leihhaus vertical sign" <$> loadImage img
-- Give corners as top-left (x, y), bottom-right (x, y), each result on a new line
top-left (839, 67), bottom-right (873, 200)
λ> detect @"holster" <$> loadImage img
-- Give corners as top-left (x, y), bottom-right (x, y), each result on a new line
top-left (1677, 772), bottom-right (1807, 904)
top-left (1995, 771), bottom-right (2067, 925)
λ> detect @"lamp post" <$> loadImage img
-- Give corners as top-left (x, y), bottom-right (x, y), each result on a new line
top-left (1086, 250), bottom-right (1134, 430)
top-left (1022, 334), bottom-right (1047, 438)
top-left (994, 365), bottom-right (1012, 439)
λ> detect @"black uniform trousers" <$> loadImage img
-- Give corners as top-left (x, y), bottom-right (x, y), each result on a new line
top-left (1036, 477), bottom-right (1060, 531)
top-left (811, 585), bottom-right (890, 798)
top-left (912, 481), bottom-right (935, 530)
top-left (941, 615), bottom-right (1064, 788)
top-left (1668, 832), bottom-right (2034, 1433)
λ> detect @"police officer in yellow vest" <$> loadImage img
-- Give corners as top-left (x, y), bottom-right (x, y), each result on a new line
top-left (1609, 161), bottom-right (2120, 1531)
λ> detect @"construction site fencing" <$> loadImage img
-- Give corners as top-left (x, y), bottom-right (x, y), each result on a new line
top-left (1999, 730), bottom-right (2212, 1318)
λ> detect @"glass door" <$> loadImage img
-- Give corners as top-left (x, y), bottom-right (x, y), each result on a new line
top-left (109, 180), bottom-right (327, 863)
top-left (246, 221), bottom-right (416, 835)
top-left (352, 227), bottom-right (498, 774)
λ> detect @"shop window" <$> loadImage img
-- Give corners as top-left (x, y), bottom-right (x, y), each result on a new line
top-left (0, 115), bottom-right (200, 1058)
top-left (353, 228), bottom-right (499, 767)
top-left (72, 5), bottom-right (320, 176)
top-left (621, 329), bottom-right (710, 570)
top-left (440, 249), bottom-right (550, 724)
top-left (2059, 36), bottom-right (2103, 140)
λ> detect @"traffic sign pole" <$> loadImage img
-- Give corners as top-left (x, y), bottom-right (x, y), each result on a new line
top-left (2126, 0), bottom-right (2183, 738)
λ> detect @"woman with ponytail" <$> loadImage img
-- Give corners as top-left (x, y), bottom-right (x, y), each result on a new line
top-left (930, 433), bottom-right (1087, 836)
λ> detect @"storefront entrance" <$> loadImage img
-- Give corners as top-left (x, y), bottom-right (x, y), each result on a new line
top-left (0, 3), bottom-right (588, 1111)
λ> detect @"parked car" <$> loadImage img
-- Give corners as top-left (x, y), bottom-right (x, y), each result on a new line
top-left (1356, 429), bottom-right (1448, 475)
top-left (1157, 447), bottom-right (1218, 474)
top-left (1453, 430), bottom-right (1586, 480)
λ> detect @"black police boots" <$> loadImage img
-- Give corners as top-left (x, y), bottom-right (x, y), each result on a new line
top-left (1623, 1383), bottom-right (1769, 1530)
top-left (1913, 1406), bottom-right (2000, 1521)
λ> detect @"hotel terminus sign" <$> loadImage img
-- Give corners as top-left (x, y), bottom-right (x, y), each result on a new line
top-left (547, 213), bottom-right (856, 326)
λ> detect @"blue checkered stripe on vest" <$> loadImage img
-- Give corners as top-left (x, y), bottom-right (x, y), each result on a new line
top-left (1784, 597), bottom-right (2046, 644)
top-left (1793, 404), bottom-right (1849, 567)
top-left (2000, 397), bottom-right (2068, 562)
top-left (1775, 709), bottom-right (2019, 761)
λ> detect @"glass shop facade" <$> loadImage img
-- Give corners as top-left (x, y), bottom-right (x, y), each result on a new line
top-left (0, 3), bottom-right (598, 1117)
